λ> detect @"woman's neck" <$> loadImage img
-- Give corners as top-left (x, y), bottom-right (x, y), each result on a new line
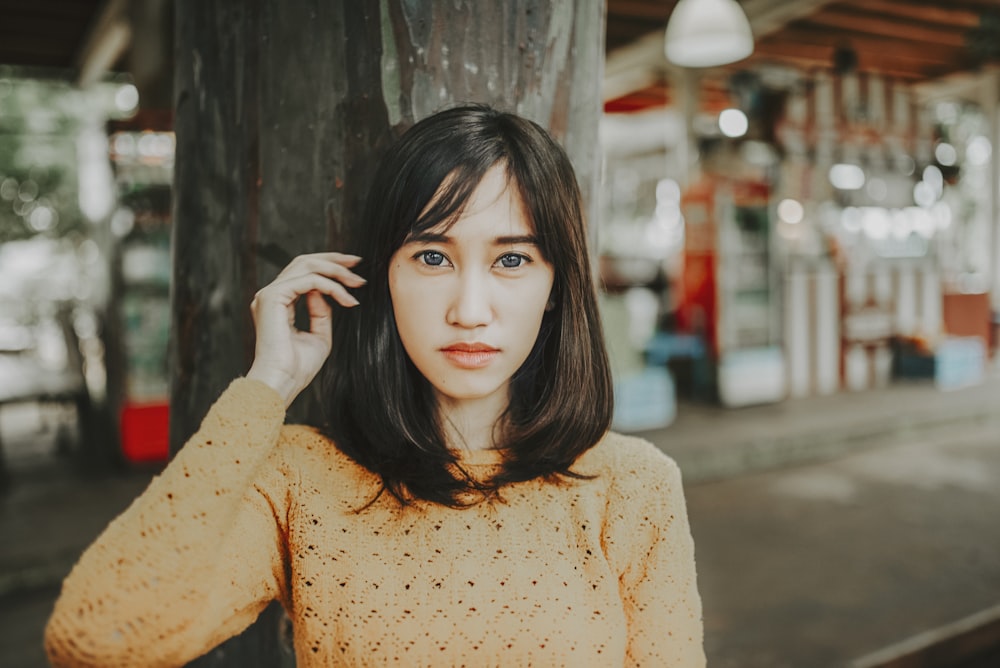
top-left (436, 390), bottom-right (509, 452)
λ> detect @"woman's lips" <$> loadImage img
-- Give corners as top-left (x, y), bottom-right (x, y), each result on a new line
top-left (440, 343), bottom-right (500, 369)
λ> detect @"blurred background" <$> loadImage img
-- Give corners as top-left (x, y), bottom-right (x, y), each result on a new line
top-left (1, 1), bottom-right (999, 666)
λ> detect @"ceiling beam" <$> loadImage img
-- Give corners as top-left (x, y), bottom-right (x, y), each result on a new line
top-left (799, 8), bottom-right (968, 46)
top-left (604, 0), bottom-right (671, 22)
top-left (842, 0), bottom-right (981, 28)
top-left (742, 0), bottom-right (841, 39)
top-left (75, 0), bottom-right (131, 89)
top-left (913, 64), bottom-right (1000, 104)
top-left (604, 30), bottom-right (667, 102)
top-left (604, 0), bottom-right (839, 101)
top-left (760, 26), bottom-right (970, 68)
top-left (752, 42), bottom-right (960, 82)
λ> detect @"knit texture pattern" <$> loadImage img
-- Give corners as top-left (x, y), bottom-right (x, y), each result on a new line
top-left (45, 378), bottom-right (705, 667)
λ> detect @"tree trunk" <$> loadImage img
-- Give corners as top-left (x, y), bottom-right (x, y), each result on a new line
top-left (170, 1), bottom-right (604, 665)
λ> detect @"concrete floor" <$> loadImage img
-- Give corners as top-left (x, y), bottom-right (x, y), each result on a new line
top-left (691, 419), bottom-right (1000, 667)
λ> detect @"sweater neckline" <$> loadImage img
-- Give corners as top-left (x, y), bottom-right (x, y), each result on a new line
top-left (453, 448), bottom-right (505, 466)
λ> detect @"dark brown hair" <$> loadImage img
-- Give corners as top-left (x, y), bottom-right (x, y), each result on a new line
top-left (322, 104), bottom-right (613, 507)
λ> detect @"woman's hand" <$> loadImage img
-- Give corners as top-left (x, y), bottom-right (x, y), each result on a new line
top-left (246, 252), bottom-right (365, 407)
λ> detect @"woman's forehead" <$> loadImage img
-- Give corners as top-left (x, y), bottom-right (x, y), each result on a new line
top-left (414, 166), bottom-right (536, 239)
top-left (414, 198), bottom-right (534, 244)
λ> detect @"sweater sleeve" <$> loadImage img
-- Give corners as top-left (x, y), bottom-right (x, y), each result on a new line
top-left (45, 378), bottom-right (293, 668)
top-left (605, 440), bottom-right (706, 667)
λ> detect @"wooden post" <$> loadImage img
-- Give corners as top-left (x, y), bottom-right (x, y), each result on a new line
top-left (171, 1), bottom-right (604, 665)
top-left (983, 68), bottom-right (1000, 311)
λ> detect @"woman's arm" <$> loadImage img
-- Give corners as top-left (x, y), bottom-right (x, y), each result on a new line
top-left (45, 252), bottom-right (364, 666)
top-left (607, 442), bottom-right (706, 667)
top-left (45, 378), bottom-right (291, 667)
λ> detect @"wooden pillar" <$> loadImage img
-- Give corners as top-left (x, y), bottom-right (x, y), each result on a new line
top-left (171, 1), bottom-right (604, 665)
top-left (671, 65), bottom-right (700, 187)
top-left (984, 68), bottom-right (1000, 310)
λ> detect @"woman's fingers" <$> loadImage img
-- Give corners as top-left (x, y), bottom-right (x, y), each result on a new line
top-left (251, 264), bottom-right (366, 318)
top-left (253, 270), bottom-right (362, 314)
top-left (304, 290), bottom-right (333, 336)
top-left (246, 253), bottom-right (364, 406)
top-left (273, 253), bottom-right (366, 287)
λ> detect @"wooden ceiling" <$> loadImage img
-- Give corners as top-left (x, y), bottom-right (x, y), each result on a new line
top-left (606, 0), bottom-right (1000, 110)
top-left (0, 0), bottom-right (105, 73)
top-left (0, 1), bottom-right (996, 105)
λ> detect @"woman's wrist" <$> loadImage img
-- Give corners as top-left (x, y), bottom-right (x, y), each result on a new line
top-left (245, 364), bottom-right (298, 408)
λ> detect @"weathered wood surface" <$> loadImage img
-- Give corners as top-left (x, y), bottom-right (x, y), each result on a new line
top-left (171, 1), bottom-right (604, 665)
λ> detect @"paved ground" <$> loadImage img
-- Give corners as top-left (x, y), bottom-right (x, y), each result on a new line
top-left (691, 418), bottom-right (1000, 666)
top-left (2, 374), bottom-right (999, 666)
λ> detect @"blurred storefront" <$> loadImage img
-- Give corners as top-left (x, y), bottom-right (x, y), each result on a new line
top-left (599, 1), bottom-right (1000, 431)
top-left (105, 121), bottom-right (174, 464)
top-left (0, 72), bottom-right (172, 475)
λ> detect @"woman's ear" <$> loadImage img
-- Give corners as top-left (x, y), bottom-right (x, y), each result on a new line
top-left (545, 296), bottom-right (556, 312)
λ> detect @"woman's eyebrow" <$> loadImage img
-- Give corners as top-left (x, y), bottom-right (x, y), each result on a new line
top-left (404, 231), bottom-right (451, 244)
top-left (494, 235), bottom-right (539, 246)
top-left (402, 233), bottom-right (539, 246)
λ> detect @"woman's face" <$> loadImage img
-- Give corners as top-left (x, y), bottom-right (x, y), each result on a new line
top-left (388, 165), bottom-right (555, 413)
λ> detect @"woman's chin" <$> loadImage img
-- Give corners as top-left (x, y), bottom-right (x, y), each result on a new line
top-left (431, 382), bottom-right (509, 408)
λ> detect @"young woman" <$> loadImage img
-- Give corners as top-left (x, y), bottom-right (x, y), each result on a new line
top-left (45, 105), bottom-right (705, 667)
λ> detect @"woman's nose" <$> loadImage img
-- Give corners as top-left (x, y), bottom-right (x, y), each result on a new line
top-left (446, 270), bottom-right (494, 328)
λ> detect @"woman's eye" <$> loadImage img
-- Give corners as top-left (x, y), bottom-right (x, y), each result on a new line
top-left (419, 251), bottom-right (446, 266)
top-left (498, 253), bottom-right (528, 268)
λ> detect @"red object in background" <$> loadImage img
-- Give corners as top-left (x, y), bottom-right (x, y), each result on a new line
top-left (676, 177), bottom-right (773, 359)
top-left (942, 292), bottom-right (991, 345)
top-left (677, 177), bottom-right (719, 355)
top-left (120, 402), bottom-right (170, 463)
top-left (678, 253), bottom-right (717, 353)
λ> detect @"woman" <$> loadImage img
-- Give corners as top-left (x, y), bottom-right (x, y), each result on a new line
top-left (45, 105), bottom-right (705, 667)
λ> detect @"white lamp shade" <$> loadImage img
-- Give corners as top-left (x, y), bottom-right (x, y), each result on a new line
top-left (665, 0), bottom-right (754, 68)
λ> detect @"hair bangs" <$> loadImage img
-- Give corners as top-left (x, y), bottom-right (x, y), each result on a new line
top-left (408, 161), bottom-right (495, 239)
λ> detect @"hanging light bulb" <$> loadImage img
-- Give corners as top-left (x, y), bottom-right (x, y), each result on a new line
top-left (665, 0), bottom-right (754, 68)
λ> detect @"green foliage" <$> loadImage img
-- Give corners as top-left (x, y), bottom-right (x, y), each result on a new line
top-left (0, 73), bottom-right (121, 242)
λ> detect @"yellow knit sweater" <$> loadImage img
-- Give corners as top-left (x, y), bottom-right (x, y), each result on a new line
top-left (45, 379), bottom-right (705, 667)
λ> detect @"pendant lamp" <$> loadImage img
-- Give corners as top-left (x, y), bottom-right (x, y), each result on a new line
top-left (665, 0), bottom-right (754, 68)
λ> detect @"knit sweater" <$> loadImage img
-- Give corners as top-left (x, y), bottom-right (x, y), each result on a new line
top-left (45, 378), bottom-right (705, 667)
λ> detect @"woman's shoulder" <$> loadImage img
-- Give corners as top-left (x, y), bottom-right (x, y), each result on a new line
top-left (275, 423), bottom-right (345, 458)
top-left (271, 423), bottom-right (381, 491)
top-left (577, 430), bottom-right (683, 488)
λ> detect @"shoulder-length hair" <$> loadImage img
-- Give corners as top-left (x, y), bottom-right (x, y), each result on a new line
top-left (321, 104), bottom-right (613, 507)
